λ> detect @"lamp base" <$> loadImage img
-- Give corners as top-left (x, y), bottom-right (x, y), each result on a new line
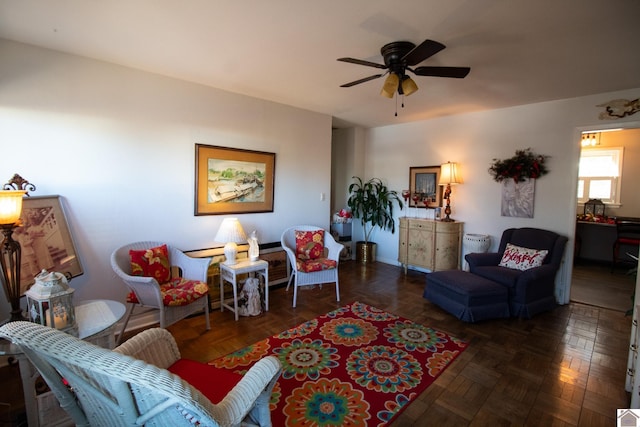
top-left (223, 242), bottom-right (239, 265)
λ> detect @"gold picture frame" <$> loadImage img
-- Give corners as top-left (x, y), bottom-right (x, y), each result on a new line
top-left (409, 166), bottom-right (442, 208)
top-left (17, 195), bottom-right (83, 295)
top-left (195, 144), bottom-right (275, 215)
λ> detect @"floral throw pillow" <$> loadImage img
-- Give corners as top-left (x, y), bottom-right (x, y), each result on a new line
top-left (499, 243), bottom-right (549, 271)
top-left (295, 230), bottom-right (324, 260)
top-left (129, 244), bottom-right (171, 284)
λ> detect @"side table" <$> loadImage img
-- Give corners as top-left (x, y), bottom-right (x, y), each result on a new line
top-left (0, 299), bottom-right (126, 427)
top-left (220, 259), bottom-right (269, 321)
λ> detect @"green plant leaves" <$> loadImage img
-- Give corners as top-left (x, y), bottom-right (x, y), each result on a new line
top-left (347, 176), bottom-right (403, 243)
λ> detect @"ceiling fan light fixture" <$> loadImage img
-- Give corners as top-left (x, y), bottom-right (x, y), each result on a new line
top-left (401, 76), bottom-right (418, 96)
top-left (380, 73), bottom-right (399, 98)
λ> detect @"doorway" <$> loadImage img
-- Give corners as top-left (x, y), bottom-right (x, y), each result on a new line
top-left (571, 127), bottom-right (640, 311)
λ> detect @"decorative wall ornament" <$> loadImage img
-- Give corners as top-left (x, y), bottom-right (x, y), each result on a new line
top-left (501, 178), bottom-right (535, 218)
top-left (597, 98), bottom-right (640, 120)
top-left (488, 148), bottom-right (549, 183)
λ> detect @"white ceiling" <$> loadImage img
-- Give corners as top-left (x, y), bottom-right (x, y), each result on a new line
top-left (1, 0), bottom-right (639, 128)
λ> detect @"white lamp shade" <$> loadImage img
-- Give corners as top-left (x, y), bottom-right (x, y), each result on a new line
top-left (439, 162), bottom-right (463, 185)
top-left (0, 190), bottom-right (26, 225)
top-left (215, 218), bottom-right (247, 265)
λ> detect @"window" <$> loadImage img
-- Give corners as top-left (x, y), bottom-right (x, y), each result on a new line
top-left (577, 147), bottom-right (623, 205)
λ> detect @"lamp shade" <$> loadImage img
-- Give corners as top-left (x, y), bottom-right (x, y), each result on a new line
top-left (0, 190), bottom-right (26, 225)
top-left (380, 73), bottom-right (399, 98)
top-left (401, 76), bottom-right (418, 96)
top-left (215, 218), bottom-right (247, 265)
top-left (439, 162), bottom-right (463, 185)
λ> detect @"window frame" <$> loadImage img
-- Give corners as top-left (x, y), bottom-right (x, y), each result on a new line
top-left (577, 146), bottom-right (624, 207)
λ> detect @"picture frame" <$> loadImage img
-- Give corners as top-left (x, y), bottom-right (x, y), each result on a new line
top-left (195, 144), bottom-right (276, 215)
top-left (409, 166), bottom-right (442, 208)
top-left (16, 195), bottom-right (84, 295)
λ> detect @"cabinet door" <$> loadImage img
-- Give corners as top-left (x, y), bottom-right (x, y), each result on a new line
top-left (407, 220), bottom-right (435, 269)
top-left (434, 223), bottom-right (462, 270)
top-left (398, 218), bottom-right (409, 264)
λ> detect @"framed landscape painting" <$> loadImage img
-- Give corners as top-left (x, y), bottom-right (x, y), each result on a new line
top-left (195, 144), bottom-right (275, 215)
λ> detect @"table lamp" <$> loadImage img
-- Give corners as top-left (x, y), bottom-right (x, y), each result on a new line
top-left (439, 162), bottom-right (462, 222)
top-left (215, 218), bottom-right (247, 265)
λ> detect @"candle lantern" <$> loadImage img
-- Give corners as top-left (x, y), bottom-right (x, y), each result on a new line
top-left (25, 269), bottom-right (78, 337)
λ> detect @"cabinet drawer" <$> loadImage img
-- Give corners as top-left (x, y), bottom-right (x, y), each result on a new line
top-left (409, 221), bottom-right (434, 231)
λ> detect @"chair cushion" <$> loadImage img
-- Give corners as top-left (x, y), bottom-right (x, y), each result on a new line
top-left (295, 230), bottom-right (324, 260)
top-left (296, 257), bottom-right (337, 273)
top-left (498, 243), bottom-right (548, 271)
top-left (168, 358), bottom-right (242, 404)
top-left (126, 277), bottom-right (209, 306)
top-left (129, 244), bottom-right (171, 284)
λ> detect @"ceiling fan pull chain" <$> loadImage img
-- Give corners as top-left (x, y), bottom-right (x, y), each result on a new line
top-left (395, 94), bottom-right (398, 117)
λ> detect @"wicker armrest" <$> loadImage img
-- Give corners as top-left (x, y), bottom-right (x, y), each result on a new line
top-left (114, 328), bottom-right (181, 369)
top-left (216, 355), bottom-right (282, 426)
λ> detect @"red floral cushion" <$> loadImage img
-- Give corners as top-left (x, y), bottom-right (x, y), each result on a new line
top-left (498, 243), bottom-right (548, 271)
top-left (129, 244), bottom-right (171, 284)
top-left (295, 257), bottom-right (337, 273)
top-left (168, 358), bottom-right (242, 404)
top-left (295, 230), bottom-right (324, 260)
top-left (126, 278), bottom-right (209, 307)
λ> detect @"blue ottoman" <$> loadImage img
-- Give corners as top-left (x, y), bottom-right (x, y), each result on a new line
top-left (424, 270), bottom-right (510, 322)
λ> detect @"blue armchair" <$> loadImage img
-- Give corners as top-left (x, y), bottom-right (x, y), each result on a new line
top-left (465, 227), bottom-right (568, 318)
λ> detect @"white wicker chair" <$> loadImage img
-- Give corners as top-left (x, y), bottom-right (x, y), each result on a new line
top-left (111, 241), bottom-right (211, 344)
top-left (281, 226), bottom-right (342, 307)
top-left (0, 321), bottom-right (281, 427)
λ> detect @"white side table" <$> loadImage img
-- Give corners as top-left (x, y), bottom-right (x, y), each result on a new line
top-left (75, 299), bottom-right (126, 348)
top-left (219, 259), bottom-right (269, 321)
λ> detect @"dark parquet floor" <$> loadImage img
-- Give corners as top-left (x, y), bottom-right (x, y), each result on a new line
top-left (0, 260), bottom-right (634, 426)
top-left (168, 261), bottom-right (632, 426)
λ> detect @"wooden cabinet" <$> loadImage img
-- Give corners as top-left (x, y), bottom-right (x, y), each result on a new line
top-left (398, 217), bottom-right (463, 273)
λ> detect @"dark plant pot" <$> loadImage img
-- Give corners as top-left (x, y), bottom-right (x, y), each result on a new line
top-left (356, 241), bottom-right (377, 264)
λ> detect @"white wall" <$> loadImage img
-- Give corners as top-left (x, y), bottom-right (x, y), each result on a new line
top-left (0, 39), bottom-right (333, 320)
top-left (351, 89), bottom-right (640, 303)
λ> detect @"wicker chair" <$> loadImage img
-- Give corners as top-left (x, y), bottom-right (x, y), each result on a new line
top-left (0, 321), bottom-right (281, 427)
top-left (111, 241), bottom-right (211, 345)
top-left (281, 225), bottom-right (342, 307)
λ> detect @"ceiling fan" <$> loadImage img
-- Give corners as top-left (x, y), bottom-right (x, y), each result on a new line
top-left (338, 39), bottom-right (470, 98)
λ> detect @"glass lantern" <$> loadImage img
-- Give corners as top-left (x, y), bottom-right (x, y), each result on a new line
top-left (584, 199), bottom-right (605, 217)
top-left (25, 269), bottom-right (78, 337)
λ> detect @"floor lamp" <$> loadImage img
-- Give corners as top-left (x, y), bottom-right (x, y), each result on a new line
top-left (0, 187), bottom-right (27, 321)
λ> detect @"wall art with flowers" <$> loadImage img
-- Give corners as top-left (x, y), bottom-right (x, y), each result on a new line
top-left (488, 148), bottom-right (549, 218)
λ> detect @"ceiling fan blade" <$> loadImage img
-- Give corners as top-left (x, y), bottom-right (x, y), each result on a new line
top-left (402, 39), bottom-right (446, 66)
top-left (337, 57), bottom-right (387, 69)
top-left (340, 74), bottom-right (384, 87)
top-left (413, 66), bottom-right (471, 78)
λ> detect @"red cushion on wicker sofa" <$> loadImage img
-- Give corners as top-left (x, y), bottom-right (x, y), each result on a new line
top-left (295, 230), bottom-right (324, 260)
top-left (295, 258), bottom-right (337, 273)
top-left (129, 244), bottom-right (171, 284)
top-left (126, 277), bottom-right (209, 306)
top-left (168, 359), bottom-right (242, 404)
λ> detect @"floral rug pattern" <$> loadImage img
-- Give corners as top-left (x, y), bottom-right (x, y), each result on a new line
top-left (209, 301), bottom-right (467, 426)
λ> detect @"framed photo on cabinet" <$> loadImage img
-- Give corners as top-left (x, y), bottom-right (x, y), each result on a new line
top-left (409, 166), bottom-right (442, 208)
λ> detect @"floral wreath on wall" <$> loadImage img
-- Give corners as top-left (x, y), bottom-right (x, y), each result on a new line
top-left (488, 148), bottom-right (549, 183)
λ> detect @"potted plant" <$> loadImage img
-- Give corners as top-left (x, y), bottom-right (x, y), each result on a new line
top-left (347, 176), bottom-right (403, 263)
